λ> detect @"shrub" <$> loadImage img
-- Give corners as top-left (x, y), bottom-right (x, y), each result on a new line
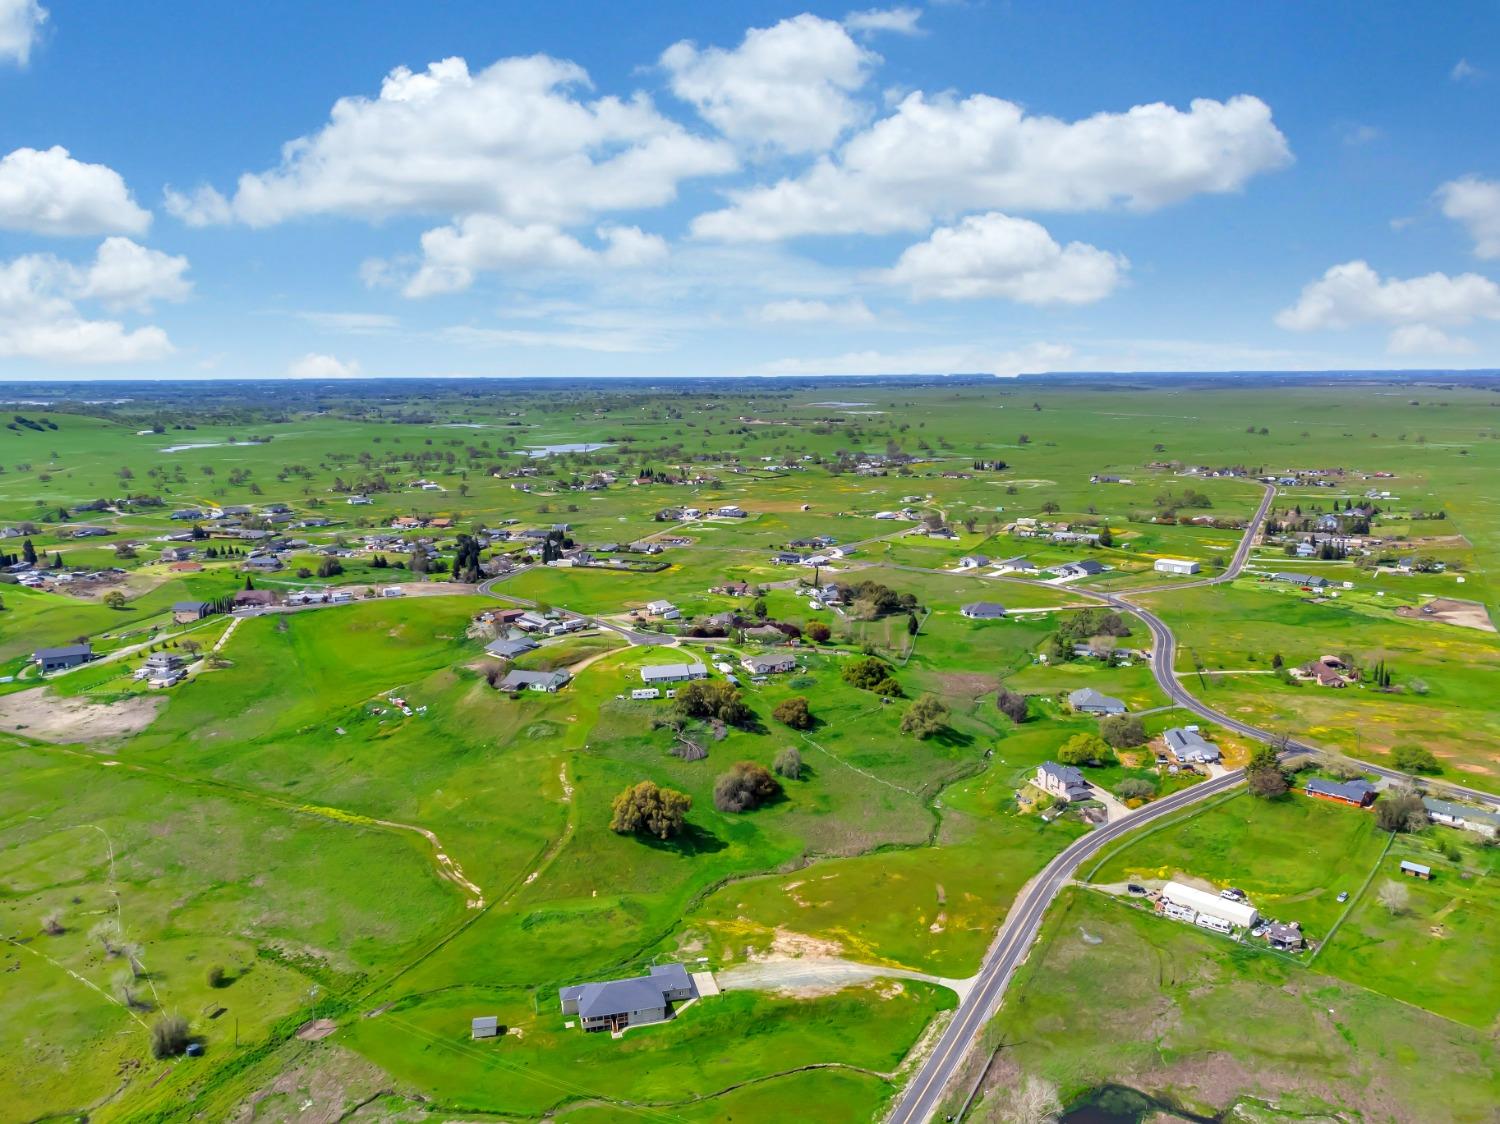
top-left (773, 746), bottom-right (803, 780)
top-left (772, 696), bottom-right (813, 730)
top-left (1115, 778), bottom-right (1156, 800)
top-left (1390, 744), bottom-right (1441, 775)
top-left (806, 621), bottom-right (831, 643)
top-left (713, 761), bottom-right (782, 813)
top-left (1056, 733), bottom-right (1112, 767)
top-left (206, 965), bottom-right (227, 989)
top-left (150, 1015), bottom-right (190, 1059)
top-left (609, 781), bottom-right (692, 839)
top-left (841, 656), bottom-right (893, 690)
top-left (1247, 766), bottom-right (1289, 798)
top-left (900, 693), bottom-right (949, 739)
top-left (674, 681), bottom-right (752, 727)
top-left (995, 686), bottom-right (1029, 724)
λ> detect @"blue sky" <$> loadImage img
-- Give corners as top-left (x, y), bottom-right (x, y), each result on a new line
top-left (1, 0), bottom-right (1498, 379)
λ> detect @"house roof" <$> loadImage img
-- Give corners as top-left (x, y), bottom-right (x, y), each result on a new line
top-left (499, 669), bottom-right (568, 689)
top-left (486, 638), bottom-right (537, 658)
top-left (34, 644), bottom-right (91, 659)
top-left (561, 963), bottom-right (696, 1019)
top-left (1164, 727), bottom-right (1221, 760)
top-left (1039, 761), bottom-right (1087, 786)
top-left (172, 600), bottom-right (210, 612)
top-left (1065, 559), bottom-right (1105, 575)
top-left (743, 654), bottom-right (794, 672)
top-left (641, 662), bottom-right (706, 682)
top-left (1068, 687), bottom-right (1125, 711)
top-left (1273, 571), bottom-right (1329, 587)
top-left (1306, 776), bottom-right (1376, 801)
top-left (1422, 796), bottom-right (1500, 828)
top-left (961, 601), bottom-right (1006, 618)
top-left (1400, 860), bottom-right (1432, 876)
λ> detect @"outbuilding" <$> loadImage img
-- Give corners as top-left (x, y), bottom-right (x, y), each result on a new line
top-left (1154, 558), bottom-right (1200, 576)
top-left (1160, 881), bottom-right (1259, 929)
top-left (1400, 860), bottom-right (1433, 880)
top-left (33, 644), bottom-right (94, 673)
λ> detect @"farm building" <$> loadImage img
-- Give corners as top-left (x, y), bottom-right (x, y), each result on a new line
top-left (497, 669), bottom-right (571, 693)
top-left (172, 600), bottom-right (211, 623)
top-left (1164, 726), bottom-right (1222, 764)
top-left (1422, 796), bottom-right (1500, 838)
top-left (1154, 558), bottom-right (1200, 576)
top-left (1160, 882), bottom-right (1259, 929)
top-left (960, 601), bottom-right (1007, 619)
top-left (559, 963), bottom-right (698, 1033)
top-left (1400, 860), bottom-right (1433, 880)
top-left (471, 1016), bottom-right (499, 1039)
top-left (1305, 777), bottom-right (1377, 807)
top-left (1035, 761), bottom-right (1092, 803)
top-left (232, 589), bottom-right (277, 609)
top-left (645, 599), bottom-right (677, 616)
top-left (640, 662), bottom-right (708, 685)
top-left (33, 644), bottom-right (94, 673)
top-left (1068, 688), bottom-right (1127, 715)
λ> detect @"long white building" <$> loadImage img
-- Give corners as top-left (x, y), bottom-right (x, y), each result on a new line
top-left (1160, 881), bottom-right (1258, 928)
top-left (1154, 558), bottom-right (1201, 576)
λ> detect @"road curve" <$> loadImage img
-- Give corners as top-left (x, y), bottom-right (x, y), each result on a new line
top-left (885, 769), bottom-right (1246, 1124)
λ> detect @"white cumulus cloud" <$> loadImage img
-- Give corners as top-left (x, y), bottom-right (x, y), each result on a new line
top-left (175, 54), bottom-right (734, 228)
top-left (0, 0), bottom-right (45, 65)
top-left (662, 14), bottom-right (877, 154)
top-left (402, 218), bottom-right (668, 297)
top-left (882, 212), bottom-right (1126, 304)
top-left (1387, 324), bottom-right (1476, 356)
top-left (1437, 175), bottom-right (1500, 259)
top-left (0, 146), bottom-right (151, 236)
top-left (762, 340), bottom-right (1076, 377)
top-left (693, 92), bottom-right (1291, 241)
top-left (0, 240), bottom-right (182, 364)
top-left (1276, 260), bottom-right (1500, 331)
top-left (287, 352), bottom-right (361, 378)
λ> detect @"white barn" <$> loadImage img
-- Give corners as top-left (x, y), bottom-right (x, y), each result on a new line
top-left (1160, 881), bottom-right (1257, 928)
top-left (1154, 558), bottom-right (1201, 576)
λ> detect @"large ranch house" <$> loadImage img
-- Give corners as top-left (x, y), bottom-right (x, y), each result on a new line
top-left (559, 963), bottom-right (698, 1033)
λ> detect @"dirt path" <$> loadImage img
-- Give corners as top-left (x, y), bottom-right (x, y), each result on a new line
top-left (716, 957), bottom-right (976, 1001)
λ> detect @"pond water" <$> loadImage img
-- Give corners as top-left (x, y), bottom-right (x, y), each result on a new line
top-left (1060, 1085), bottom-right (1219, 1124)
top-left (515, 442), bottom-right (613, 457)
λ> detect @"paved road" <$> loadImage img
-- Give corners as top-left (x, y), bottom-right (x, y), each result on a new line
top-left (886, 769), bottom-right (1246, 1124)
top-left (889, 481), bottom-right (1498, 1123)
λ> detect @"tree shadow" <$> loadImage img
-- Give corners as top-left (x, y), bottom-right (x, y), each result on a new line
top-left (930, 727), bottom-right (976, 750)
top-left (639, 823), bottom-right (727, 856)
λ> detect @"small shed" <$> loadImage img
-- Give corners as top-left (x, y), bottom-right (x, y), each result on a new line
top-left (1399, 860), bottom-right (1433, 880)
top-left (471, 1016), bottom-right (500, 1039)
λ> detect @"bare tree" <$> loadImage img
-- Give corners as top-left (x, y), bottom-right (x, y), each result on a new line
top-left (981, 1073), bottom-right (1063, 1123)
top-left (90, 918), bottom-right (123, 957)
top-left (1377, 880), bottom-right (1410, 916)
top-left (41, 909), bottom-right (64, 936)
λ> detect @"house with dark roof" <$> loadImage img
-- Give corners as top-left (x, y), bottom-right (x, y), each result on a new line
top-left (33, 644), bottom-right (94, 673)
top-left (1294, 655), bottom-right (1358, 688)
top-left (641, 662), bottom-right (708, 684)
top-left (960, 601), bottom-right (1007, 619)
top-left (172, 600), bottom-right (211, 623)
top-left (232, 589), bottom-right (277, 609)
top-left (1055, 559), bottom-right (1105, 579)
top-left (1068, 687), bottom-right (1126, 715)
top-left (1272, 571), bottom-right (1330, 589)
top-left (559, 963), bottom-right (698, 1033)
top-left (1305, 776), bottom-right (1377, 807)
top-left (485, 637), bottom-right (538, 660)
top-left (1036, 761), bottom-right (1092, 803)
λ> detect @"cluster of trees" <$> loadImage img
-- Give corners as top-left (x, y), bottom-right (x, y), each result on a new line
top-left (1048, 608), bottom-right (1130, 663)
top-left (675, 681), bottom-right (753, 727)
top-left (1245, 745), bottom-right (1289, 798)
top-left (713, 761), bottom-right (782, 813)
top-left (773, 746), bottom-right (803, 780)
top-left (1099, 714), bottom-right (1147, 749)
top-left (610, 781), bottom-right (692, 839)
top-left (841, 656), bottom-right (902, 697)
top-left (1367, 659), bottom-right (1395, 689)
top-left (838, 580), bottom-right (917, 620)
top-left (1375, 787), bottom-right (1429, 833)
top-left (1391, 744), bottom-right (1440, 774)
top-left (450, 534), bottom-right (483, 582)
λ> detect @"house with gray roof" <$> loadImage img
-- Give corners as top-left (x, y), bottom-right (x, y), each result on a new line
top-left (1055, 559), bottom-right (1105, 579)
top-left (497, 668), bottom-right (570, 693)
top-left (1423, 796), bottom-right (1500, 838)
top-left (641, 662), bottom-right (708, 684)
top-left (559, 963), bottom-right (698, 1033)
top-left (741, 653), bottom-right (797, 675)
top-left (485, 637), bottom-right (538, 660)
top-left (1036, 761), bottom-right (1092, 803)
top-left (1272, 571), bottom-right (1330, 589)
top-left (960, 601), bottom-right (1006, 619)
top-left (33, 644), bottom-right (94, 673)
top-left (1305, 776), bottom-right (1377, 807)
top-left (1068, 687), bottom-right (1126, 715)
top-left (1164, 726), bottom-right (1221, 764)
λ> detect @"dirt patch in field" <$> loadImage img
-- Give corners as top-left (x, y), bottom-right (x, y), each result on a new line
top-left (1394, 597), bottom-right (1494, 632)
top-left (227, 1041), bottom-right (425, 1124)
top-left (295, 1018), bottom-right (338, 1041)
top-left (0, 687), bottom-right (163, 744)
